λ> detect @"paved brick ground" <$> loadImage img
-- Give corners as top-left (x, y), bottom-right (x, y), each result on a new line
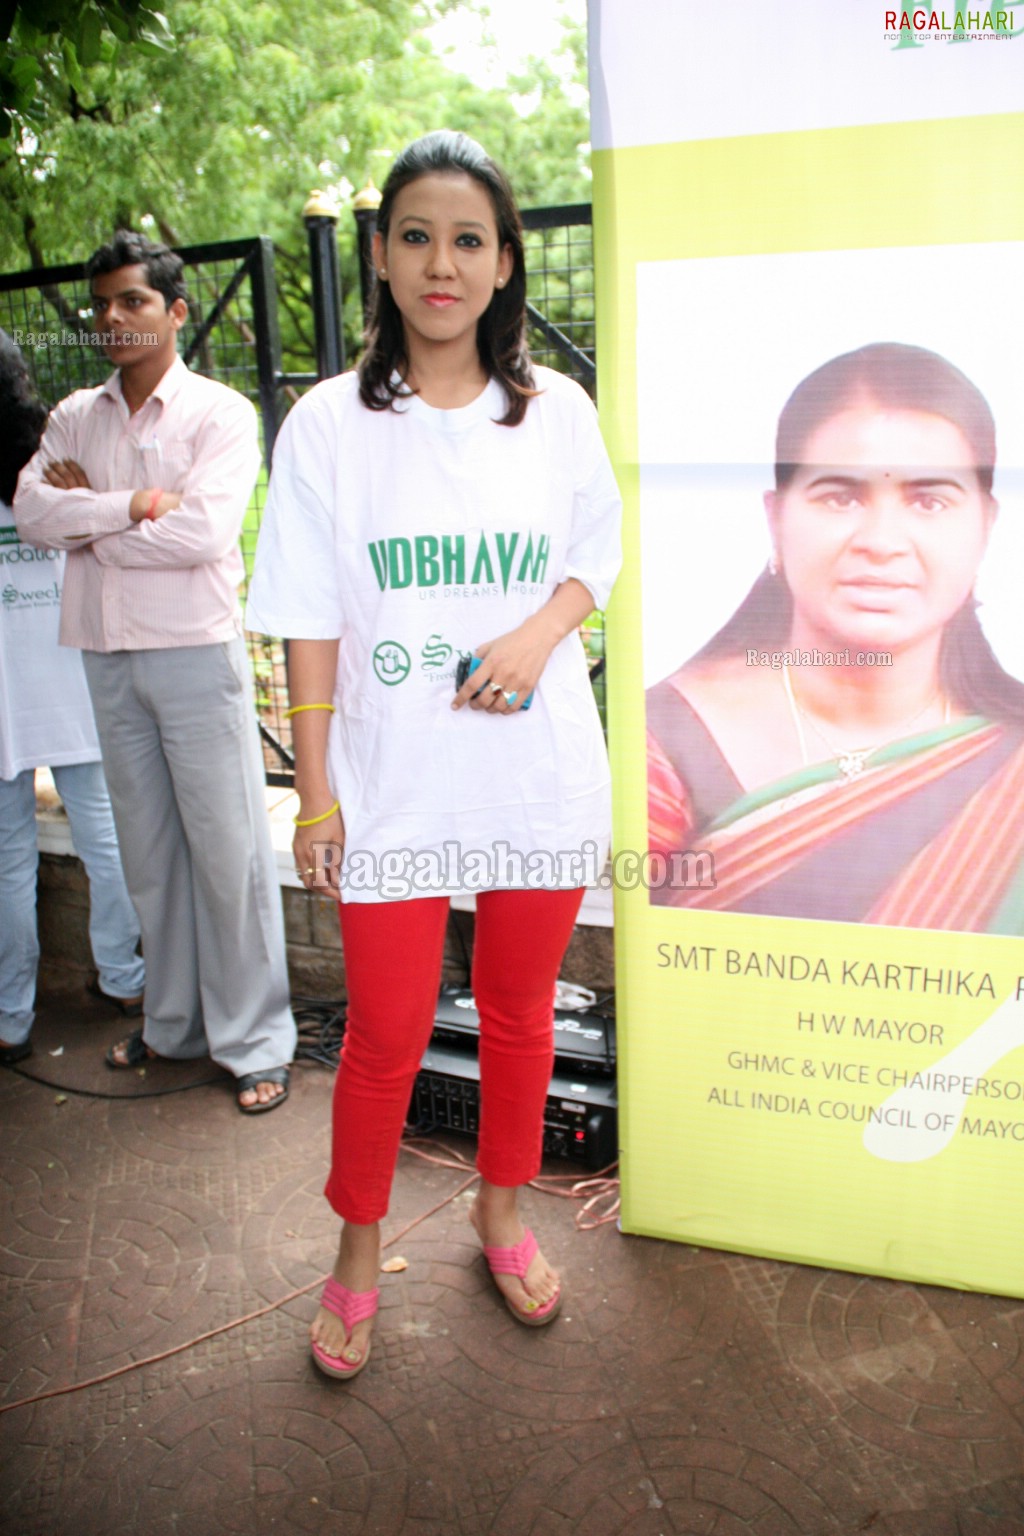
top-left (2, 988), bottom-right (1023, 1536)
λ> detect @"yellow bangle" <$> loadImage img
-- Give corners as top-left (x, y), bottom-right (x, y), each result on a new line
top-left (284, 703), bottom-right (335, 719)
top-left (294, 800), bottom-right (340, 828)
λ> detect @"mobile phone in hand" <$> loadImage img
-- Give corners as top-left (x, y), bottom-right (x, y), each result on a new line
top-left (454, 653), bottom-right (533, 709)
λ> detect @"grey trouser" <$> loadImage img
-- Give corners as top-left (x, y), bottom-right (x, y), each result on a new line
top-left (83, 640), bottom-right (296, 1077)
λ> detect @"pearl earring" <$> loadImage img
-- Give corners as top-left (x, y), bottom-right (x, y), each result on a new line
top-left (378, 268), bottom-right (387, 279)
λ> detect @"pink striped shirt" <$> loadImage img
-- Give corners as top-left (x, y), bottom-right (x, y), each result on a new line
top-left (13, 357), bottom-right (260, 651)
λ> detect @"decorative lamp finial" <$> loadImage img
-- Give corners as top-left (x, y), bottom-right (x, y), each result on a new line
top-left (352, 178), bottom-right (383, 213)
top-left (303, 188), bottom-right (340, 220)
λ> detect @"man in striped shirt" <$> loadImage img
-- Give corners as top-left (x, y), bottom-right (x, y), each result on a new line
top-left (15, 231), bottom-right (295, 1113)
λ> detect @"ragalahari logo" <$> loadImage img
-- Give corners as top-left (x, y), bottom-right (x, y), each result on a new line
top-left (885, 7), bottom-right (1022, 42)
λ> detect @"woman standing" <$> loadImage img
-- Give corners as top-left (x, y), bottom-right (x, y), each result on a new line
top-left (0, 331), bottom-right (145, 1063)
top-left (247, 131), bottom-right (621, 1377)
top-left (647, 341), bottom-right (1024, 931)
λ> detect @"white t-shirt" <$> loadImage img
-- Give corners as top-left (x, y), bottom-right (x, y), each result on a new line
top-left (0, 501), bottom-right (101, 779)
top-left (246, 368), bottom-right (622, 903)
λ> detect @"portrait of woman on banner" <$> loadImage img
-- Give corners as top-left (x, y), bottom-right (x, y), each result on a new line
top-left (647, 341), bottom-right (1024, 933)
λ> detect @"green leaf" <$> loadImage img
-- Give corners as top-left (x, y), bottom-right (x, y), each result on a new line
top-left (9, 55), bottom-right (40, 90)
top-left (78, 9), bottom-right (103, 67)
top-left (0, 0), bottom-right (591, 319)
top-left (61, 36), bottom-right (84, 93)
top-left (134, 9), bottom-right (174, 51)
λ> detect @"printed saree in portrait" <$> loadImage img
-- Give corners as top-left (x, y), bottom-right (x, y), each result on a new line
top-left (646, 684), bottom-right (1024, 934)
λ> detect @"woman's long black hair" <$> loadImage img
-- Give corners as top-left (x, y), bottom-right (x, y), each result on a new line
top-left (357, 130), bottom-right (535, 427)
top-left (691, 342), bottom-right (1024, 726)
top-left (0, 330), bottom-right (47, 506)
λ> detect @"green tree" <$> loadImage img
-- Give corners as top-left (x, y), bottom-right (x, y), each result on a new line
top-left (0, 0), bottom-right (591, 370)
top-left (0, 0), bottom-right (174, 142)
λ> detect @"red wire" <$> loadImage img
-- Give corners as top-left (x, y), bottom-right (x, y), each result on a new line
top-left (0, 1146), bottom-right (620, 1417)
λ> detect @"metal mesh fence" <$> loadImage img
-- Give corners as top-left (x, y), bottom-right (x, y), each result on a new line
top-left (521, 205), bottom-right (604, 727)
top-left (1, 274), bottom-right (105, 403)
top-left (522, 204), bottom-right (596, 396)
top-left (0, 238), bottom-right (295, 783)
top-left (1, 206), bottom-right (604, 777)
top-left (2, 248), bottom-right (272, 430)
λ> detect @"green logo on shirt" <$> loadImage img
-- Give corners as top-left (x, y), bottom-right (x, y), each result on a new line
top-left (367, 531), bottom-right (550, 593)
top-left (421, 634), bottom-right (453, 670)
top-left (373, 641), bottom-right (411, 685)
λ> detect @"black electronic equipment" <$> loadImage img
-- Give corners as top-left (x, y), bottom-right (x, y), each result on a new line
top-left (432, 985), bottom-right (616, 1078)
top-left (408, 1039), bottom-right (618, 1171)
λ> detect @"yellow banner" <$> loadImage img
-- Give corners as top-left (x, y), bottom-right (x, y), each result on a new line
top-left (595, 16), bottom-right (1024, 1295)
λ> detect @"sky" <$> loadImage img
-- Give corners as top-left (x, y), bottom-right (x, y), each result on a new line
top-left (425, 0), bottom-right (588, 91)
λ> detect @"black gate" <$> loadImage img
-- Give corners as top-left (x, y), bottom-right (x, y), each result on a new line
top-left (1, 206), bottom-right (601, 786)
top-left (0, 236), bottom-right (299, 782)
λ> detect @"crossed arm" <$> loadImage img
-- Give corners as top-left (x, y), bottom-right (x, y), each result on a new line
top-left (40, 455), bottom-right (180, 526)
top-left (15, 395), bottom-right (259, 566)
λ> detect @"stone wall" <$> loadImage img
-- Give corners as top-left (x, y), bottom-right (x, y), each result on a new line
top-left (37, 853), bottom-right (94, 993)
top-left (37, 851), bottom-right (616, 1000)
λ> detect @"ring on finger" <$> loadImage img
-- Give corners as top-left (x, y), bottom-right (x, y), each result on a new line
top-left (489, 681), bottom-right (502, 694)
top-left (502, 690), bottom-right (517, 705)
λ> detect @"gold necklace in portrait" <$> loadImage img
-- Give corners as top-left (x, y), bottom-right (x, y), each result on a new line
top-left (781, 662), bottom-right (949, 781)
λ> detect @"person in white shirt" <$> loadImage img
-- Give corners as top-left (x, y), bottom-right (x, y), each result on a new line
top-left (0, 330), bottom-right (144, 1065)
top-left (14, 233), bottom-right (295, 1110)
top-left (247, 131), bottom-right (622, 1378)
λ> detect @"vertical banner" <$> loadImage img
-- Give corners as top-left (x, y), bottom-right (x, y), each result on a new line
top-left (592, 1), bottom-right (1024, 1295)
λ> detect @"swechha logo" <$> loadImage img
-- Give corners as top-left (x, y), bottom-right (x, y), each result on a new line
top-left (1, 580), bottom-right (61, 608)
top-left (885, 7), bottom-right (1021, 41)
top-left (420, 633), bottom-right (453, 670)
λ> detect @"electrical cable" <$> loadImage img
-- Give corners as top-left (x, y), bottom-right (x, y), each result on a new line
top-left (0, 1166), bottom-right (478, 1418)
top-left (290, 994), bottom-right (346, 1069)
top-left (6, 1065), bottom-right (224, 1098)
top-left (0, 1140), bottom-right (618, 1419)
top-left (5, 981), bottom-right (613, 1100)
top-left (399, 1137), bottom-right (620, 1229)
top-left (2, 992), bottom-right (348, 1101)
top-left (1, 973), bottom-right (619, 1409)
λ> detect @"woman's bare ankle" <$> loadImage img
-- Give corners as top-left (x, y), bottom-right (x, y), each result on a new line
top-left (470, 1182), bottom-right (527, 1247)
top-left (336, 1219), bottom-right (381, 1292)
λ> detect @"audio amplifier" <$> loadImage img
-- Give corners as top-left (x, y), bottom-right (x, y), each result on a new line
top-left (408, 1039), bottom-right (618, 1170)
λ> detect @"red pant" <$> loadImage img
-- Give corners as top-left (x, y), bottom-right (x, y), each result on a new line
top-left (325, 887), bottom-right (585, 1224)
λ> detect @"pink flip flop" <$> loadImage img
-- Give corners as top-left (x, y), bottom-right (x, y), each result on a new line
top-left (310, 1275), bottom-right (379, 1379)
top-left (482, 1227), bottom-right (562, 1327)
